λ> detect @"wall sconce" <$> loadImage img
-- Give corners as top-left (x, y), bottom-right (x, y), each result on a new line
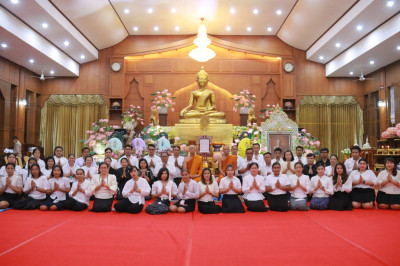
top-left (19, 99), bottom-right (27, 106)
top-left (378, 100), bottom-right (385, 107)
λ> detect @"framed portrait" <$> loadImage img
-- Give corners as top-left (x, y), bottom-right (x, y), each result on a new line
top-left (198, 135), bottom-right (212, 156)
top-left (267, 132), bottom-right (292, 153)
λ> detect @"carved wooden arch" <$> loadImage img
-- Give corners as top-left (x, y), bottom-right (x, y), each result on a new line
top-left (125, 77), bottom-right (143, 108)
top-left (261, 78), bottom-right (280, 107)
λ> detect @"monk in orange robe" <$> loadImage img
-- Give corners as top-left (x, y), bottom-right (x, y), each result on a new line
top-left (218, 145), bottom-right (237, 179)
top-left (183, 145), bottom-right (203, 182)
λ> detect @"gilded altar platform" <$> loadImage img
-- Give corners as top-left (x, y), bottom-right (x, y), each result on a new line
top-left (175, 124), bottom-right (233, 145)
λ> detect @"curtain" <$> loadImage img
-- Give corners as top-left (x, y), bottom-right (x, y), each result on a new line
top-left (297, 96), bottom-right (363, 161)
top-left (40, 95), bottom-right (108, 156)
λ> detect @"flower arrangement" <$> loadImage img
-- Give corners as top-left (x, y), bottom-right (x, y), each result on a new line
top-left (232, 124), bottom-right (261, 144)
top-left (112, 101), bottom-right (120, 109)
top-left (121, 105), bottom-right (144, 130)
top-left (341, 148), bottom-right (351, 155)
top-left (213, 152), bottom-right (223, 161)
top-left (260, 104), bottom-right (280, 119)
top-left (231, 89), bottom-right (256, 112)
top-left (284, 101), bottom-right (293, 109)
top-left (381, 123), bottom-right (400, 139)
top-left (143, 125), bottom-right (176, 142)
top-left (150, 89), bottom-right (176, 111)
top-left (84, 119), bottom-right (118, 150)
top-left (295, 129), bottom-right (321, 155)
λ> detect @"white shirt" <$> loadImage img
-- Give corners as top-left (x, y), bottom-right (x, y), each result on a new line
top-left (0, 165), bottom-right (23, 177)
top-left (154, 162), bottom-right (177, 180)
top-left (23, 176), bottom-right (49, 200)
top-left (219, 176), bottom-right (242, 195)
top-left (89, 174), bottom-right (118, 199)
top-left (265, 173), bottom-right (290, 195)
top-left (105, 158), bottom-right (119, 169)
top-left (325, 165), bottom-right (335, 177)
top-left (75, 157), bottom-right (97, 167)
top-left (48, 177), bottom-right (70, 202)
top-left (349, 170), bottom-right (377, 189)
top-left (260, 163), bottom-right (273, 177)
top-left (62, 163), bottom-right (80, 183)
top-left (69, 180), bottom-right (91, 206)
top-left (281, 161), bottom-right (296, 176)
top-left (42, 168), bottom-right (52, 179)
top-left (151, 180), bottom-right (178, 200)
top-left (377, 170), bottom-right (400, 194)
top-left (294, 156), bottom-right (307, 165)
top-left (25, 158), bottom-right (45, 171)
top-left (271, 158), bottom-right (284, 165)
top-left (122, 177), bottom-right (151, 204)
top-left (289, 174), bottom-right (311, 199)
top-left (144, 155), bottom-right (162, 176)
top-left (53, 156), bottom-right (68, 167)
top-left (310, 175), bottom-right (334, 198)
top-left (0, 174), bottom-right (23, 194)
top-left (252, 154), bottom-right (265, 167)
top-left (242, 174), bottom-right (266, 201)
top-left (168, 155), bottom-right (184, 178)
top-left (344, 157), bottom-right (361, 174)
top-left (333, 176), bottom-right (352, 193)
top-left (198, 181), bottom-right (219, 202)
top-left (238, 158), bottom-right (257, 177)
top-left (177, 179), bottom-right (199, 200)
top-left (118, 155), bottom-right (139, 168)
top-left (236, 156), bottom-right (245, 176)
top-left (81, 165), bottom-right (98, 180)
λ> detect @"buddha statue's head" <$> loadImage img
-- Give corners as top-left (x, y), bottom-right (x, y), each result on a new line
top-left (196, 66), bottom-right (209, 87)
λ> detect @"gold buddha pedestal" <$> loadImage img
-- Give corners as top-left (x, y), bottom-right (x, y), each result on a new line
top-left (175, 124), bottom-right (233, 145)
top-left (178, 67), bottom-right (227, 124)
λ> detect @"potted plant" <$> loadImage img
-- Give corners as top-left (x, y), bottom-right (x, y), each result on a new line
top-left (121, 105), bottom-right (144, 131)
top-left (231, 89), bottom-right (256, 114)
top-left (150, 89), bottom-right (176, 114)
top-left (112, 101), bottom-right (120, 110)
top-left (84, 119), bottom-right (118, 155)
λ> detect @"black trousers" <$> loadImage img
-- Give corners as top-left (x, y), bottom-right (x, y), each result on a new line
top-left (63, 198), bottom-right (88, 211)
top-left (91, 197), bottom-right (114, 212)
top-left (114, 198), bottom-right (144, 214)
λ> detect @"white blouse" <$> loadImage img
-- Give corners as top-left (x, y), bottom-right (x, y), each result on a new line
top-left (265, 173), bottom-right (290, 195)
top-left (260, 164), bottom-right (272, 177)
top-left (168, 156), bottom-right (184, 178)
top-left (349, 170), bottom-right (377, 189)
top-left (144, 155), bottom-right (162, 176)
top-left (48, 177), bottom-right (70, 202)
top-left (53, 156), bottom-right (68, 167)
top-left (0, 165), bottom-right (23, 177)
top-left (333, 176), bottom-right (352, 193)
top-left (242, 174), bottom-right (266, 201)
top-left (219, 176), bottom-right (242, 195)
top-left (198, 181), bottom-right (219, 202)
top-left (42, 168), bottom-right (52, 179)
top-left (23, 176), bottom-right (49, 200)
top-left (154, 162), bottom-right (177, 180)
top-left (62, 163), bottom-right (80, 183)
top-left (289, 174), bottom-right (311, 199)
top-left (237, 158), bottom-right (257, 177)
top-left (325, 165), bottom-right (335, 177)
top-left (310, 175), bottom-right (334, 198)
top-left (281, 161), bottom-right (296, 176)
top-left (177, 179), bottom-right (199, 200)
top-left (344, 157), bottom-right (361, 174)
top-left (122, 178), bottom-right (151, 204)
top-left (0, 174), bottom-right (23, 194)
top-left (377, 170), bottom-right (400, 195)
top-left (69, 180), bottom-right (91, 206)
top-left (151, 180), bottom-right (178, 200)
top-left (25, 158), bottom-right (46, 171)
top-left (89, 174), bottom-right (118, 199)
top-left (82, 165), bottom-right (98, 180)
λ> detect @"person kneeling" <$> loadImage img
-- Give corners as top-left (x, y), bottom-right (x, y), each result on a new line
top-left (170, 169), bottom-right (199, 213)
top-left (63, 169), bottom-right (91, 211)
top-left (198, 168), bottom-right (221, 214)
top-left (40, 165), bottom-right (70, 211)
top-left (289, 162), bottom-right (310, 211)
top-left (242, 162), bottom-right (267, 212)
top-left (265, 162), bottom-right (291, 212)
top-left (310, 164), bottom-right (333, 210)
top-left (114, 166), bottom-right (150, 214)
top-left (219, 164), bottom-right (245, 213)
top-left (350, 159), bottom-right (377, 209)
top-left (377, 157), bottom-right (400, 210)
top-left (89, 162), bottom-right (118, 212)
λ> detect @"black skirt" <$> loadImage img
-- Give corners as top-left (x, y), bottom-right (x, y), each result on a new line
top-left (198, 201), bottom-right (221, 214)
top-left (13, 196), bottom-right (45, 210)
top-left (244, 199), bottom-right (267, 212)
top-left (221, 194), bottom-right (245, 213)
top-left (174, 199), bottom-right (196, 212)
top-left (114, 198), bottom-right (144, 214)
top-left (91, 197), bottom-right (114, 212)
top-left (63, 198), bottom-right (88, 211)
top-left (351, 188), bottom-right (375, 203)
top-left (376, 191), bottom-right (400, 205)
top-left (328, 191), bottom-right (352, 211)
top-left (267, 194), bottom-right (289, 212)
top-left (0, 192), bottom-right (20, 207)
top-left (41, 196), bottom-right (65, 210)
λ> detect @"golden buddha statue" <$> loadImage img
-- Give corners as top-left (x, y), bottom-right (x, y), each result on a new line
top-left (179, 67), bottom-right (227, 124)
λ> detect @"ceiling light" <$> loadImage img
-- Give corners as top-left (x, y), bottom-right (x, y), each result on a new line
top-left (171, 8), bottom-right (176, 13)
top-left (370, 60), bottom-right (375, 65)
top-left (154, 26), bottom-right (159, 31)
top-left (11, 0), bottom-right (19, 4)
top-left (50, 70), bottom-right (54, 75)
top-left (124, 8), bottom-right (130, 14)
top-left (247, 26), bottom-right (252, 32)
top-left (230, 7), bottom-right (236, 14)
top-left (276, 9), bottom-right (282, 15)
top-left (133, 26), bottom-right (138, 31)
top-left (29, 59), bottom-right (34, 63)
top-left (189, 18), bottom-right (215, 62)
top-left (226, 26), bottom-right (231, 31)
top-left (356, 25), bottom-right (363, 31)
top-left (174, 26), bottom-right (180, 31)
top-left (1, 43), bottom-right (7, 48)
top-left (319, 56), bottom-right (324, 60)
top-left (80, 54), bottom-right (85, 59)
top-left (267, 27), bottom-right (272, 32)
top-left (387, 1), bottom-right (394, 7)
top-left (335, 43), bottom-right (341, 48)
top-left (349, 71), bottom-right (354, 75)
top-left (42, 22), bottom-right (48, 28)
top-left (253, 9), bottom-right (259, 15)
top-left (147, 8), bottom-right (153, 14)
top-left (397, 45), bottom-right (400, 50)
top-left (64, 40), bottom-right (69, 46)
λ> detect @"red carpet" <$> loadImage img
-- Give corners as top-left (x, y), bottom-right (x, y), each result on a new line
top-left (0, 202), bottom-right (399, 266)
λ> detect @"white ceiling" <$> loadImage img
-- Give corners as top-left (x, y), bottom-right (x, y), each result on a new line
top-left (0, 0), bottom-right (399, 79)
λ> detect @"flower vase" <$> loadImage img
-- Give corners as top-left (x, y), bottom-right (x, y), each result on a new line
top-left (94, 143), bottom-right (106, 155)
top-left (344, 154), bottom-right (349, 160)
top-left (114, 106), bottom-right (118, 110)
top-left (158, 107), bottom-right (168, 114)
top-left (239, 107), bottom-right (249, 115)
top-left (123, 121), bottom-right (134, 130)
